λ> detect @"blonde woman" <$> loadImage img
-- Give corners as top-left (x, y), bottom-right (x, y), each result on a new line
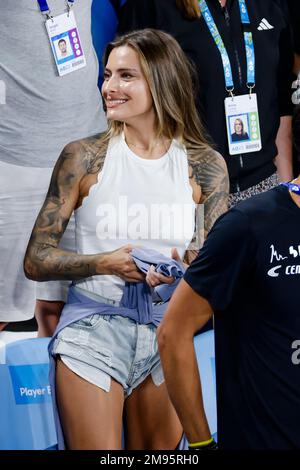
top-left (24, 29), bottom-right (228, 450)
top-left (231, 118), bottom-right (249, 142)
top-left (118, 0), bottom-right (294, 206)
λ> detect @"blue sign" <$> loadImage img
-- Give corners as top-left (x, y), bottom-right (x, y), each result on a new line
top-left (0, 338), bottom-right (57, 450)
top-left (194, 330), bottom-right (217, 435)
top-left (9, 364), bottom-right (52, 405)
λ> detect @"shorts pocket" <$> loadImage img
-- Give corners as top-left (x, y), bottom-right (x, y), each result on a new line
top-left (87, 346), bottom-right (113, 367)
top-left (74, 313), bottom-right (113, 329)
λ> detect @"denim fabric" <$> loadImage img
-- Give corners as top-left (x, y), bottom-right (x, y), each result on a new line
top-left (52, 313), bottom-right (164, 398)
top-left (122, 248), bottom-right (184, 322)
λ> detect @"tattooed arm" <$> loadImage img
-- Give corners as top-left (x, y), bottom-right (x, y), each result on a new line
top-left (185, 150), bottom-right (229, 264)
top-left (24, 135), bottom-right (144, 283)
top-left (191, 150), bottom-right (229, 238)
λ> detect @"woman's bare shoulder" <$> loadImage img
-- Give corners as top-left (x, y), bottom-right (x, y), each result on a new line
top-left (60, 132), bottom-right (108, 178)
top-left (187, 147), bottom-right (228, 191)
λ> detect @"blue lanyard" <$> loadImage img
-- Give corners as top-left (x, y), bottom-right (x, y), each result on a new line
top-left (37, 0), bottom-right (75, 15)
top-left (281, 181), bottom-right (300, 195)
top-left (199, 0), bottom-right (255, 94)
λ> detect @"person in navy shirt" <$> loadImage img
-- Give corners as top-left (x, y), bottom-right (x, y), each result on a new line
top-left (158, 175), bottom-right (300, 449)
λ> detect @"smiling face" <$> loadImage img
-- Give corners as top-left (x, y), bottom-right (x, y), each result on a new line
top-left (101, 46), bottom-right (154, 126)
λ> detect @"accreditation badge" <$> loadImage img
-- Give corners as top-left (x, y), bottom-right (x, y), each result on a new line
top-left (45, 10), bottom-right (86, 76)
top-left (224, 93), bottom-right (262, 155)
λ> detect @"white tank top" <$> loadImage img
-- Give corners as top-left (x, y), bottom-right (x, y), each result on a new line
top-left (75, 133), bottom-right (196, 301)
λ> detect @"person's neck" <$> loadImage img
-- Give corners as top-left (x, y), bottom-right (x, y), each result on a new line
top-left (124, 124), bottom-right (171, 160)
top-left (218, 0), bottom-right (227, 7)
top-left (290, 176), bottom-right (300, 208)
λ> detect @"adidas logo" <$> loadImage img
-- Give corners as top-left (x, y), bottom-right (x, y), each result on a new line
top-left (257, 18), bottom-right (274, 30)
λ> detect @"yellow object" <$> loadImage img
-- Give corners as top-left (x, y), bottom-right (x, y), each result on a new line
top-left (188, 437), bottom-right (214, 448)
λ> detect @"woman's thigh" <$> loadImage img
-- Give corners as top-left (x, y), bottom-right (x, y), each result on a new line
top-left (56, 358), bottom-right (124, 450)
top-left (124, 374), bottom-right (182, 450)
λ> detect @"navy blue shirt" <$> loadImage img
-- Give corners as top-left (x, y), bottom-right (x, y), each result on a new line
top-left (185, 185), bottom-right (300, 449)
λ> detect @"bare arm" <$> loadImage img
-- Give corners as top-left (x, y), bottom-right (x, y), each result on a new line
top-left (275, 116), bottom-right (293, 182)
top-left (24, 136), bottom-right (144, 283)
top-left (157, 279), bottom-right (213, 443)
top-left (185, 150), bottom-right (229, 263)
top-left (197, 151), bottom-right (229, 238)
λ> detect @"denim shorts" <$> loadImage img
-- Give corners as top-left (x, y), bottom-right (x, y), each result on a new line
top-left (52, 313), bottom-right (165, 398)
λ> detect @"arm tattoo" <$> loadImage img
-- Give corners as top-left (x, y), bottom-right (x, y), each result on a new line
top-left (185, 149), bottom-right (229, 262)
top-left (24, 134), bottom-right (108, 281)
top-left (81, 135), bottom-right (107, 175)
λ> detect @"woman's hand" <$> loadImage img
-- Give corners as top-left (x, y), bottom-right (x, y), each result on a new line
top-left (103, 244), bottom-right (145, 282)
top-left (145, 248), bottom-right (188, 288)
top-left (146, 264), bottom-right (175, 288)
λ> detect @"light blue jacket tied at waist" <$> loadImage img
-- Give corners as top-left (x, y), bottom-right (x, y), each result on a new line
top-left (48, 248), bottom-right (185, 449)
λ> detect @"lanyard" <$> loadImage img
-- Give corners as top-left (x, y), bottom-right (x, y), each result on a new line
top-left (281, 181), bottom-right (300, 195)
top-left (37, 0), bottom-right (75, 17)
top-left (199, 0), bottom-right (255, 95)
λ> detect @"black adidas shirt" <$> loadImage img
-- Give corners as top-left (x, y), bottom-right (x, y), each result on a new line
top-left (184, 185), bottom-right (300, 449)
top-left (118, 0), bottom-right (294, 192)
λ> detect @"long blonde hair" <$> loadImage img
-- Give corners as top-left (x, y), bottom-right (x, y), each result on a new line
top-left (100, 29), bottom-right (210, 161)
top-left (176, 0), bottom-right (201, 19)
